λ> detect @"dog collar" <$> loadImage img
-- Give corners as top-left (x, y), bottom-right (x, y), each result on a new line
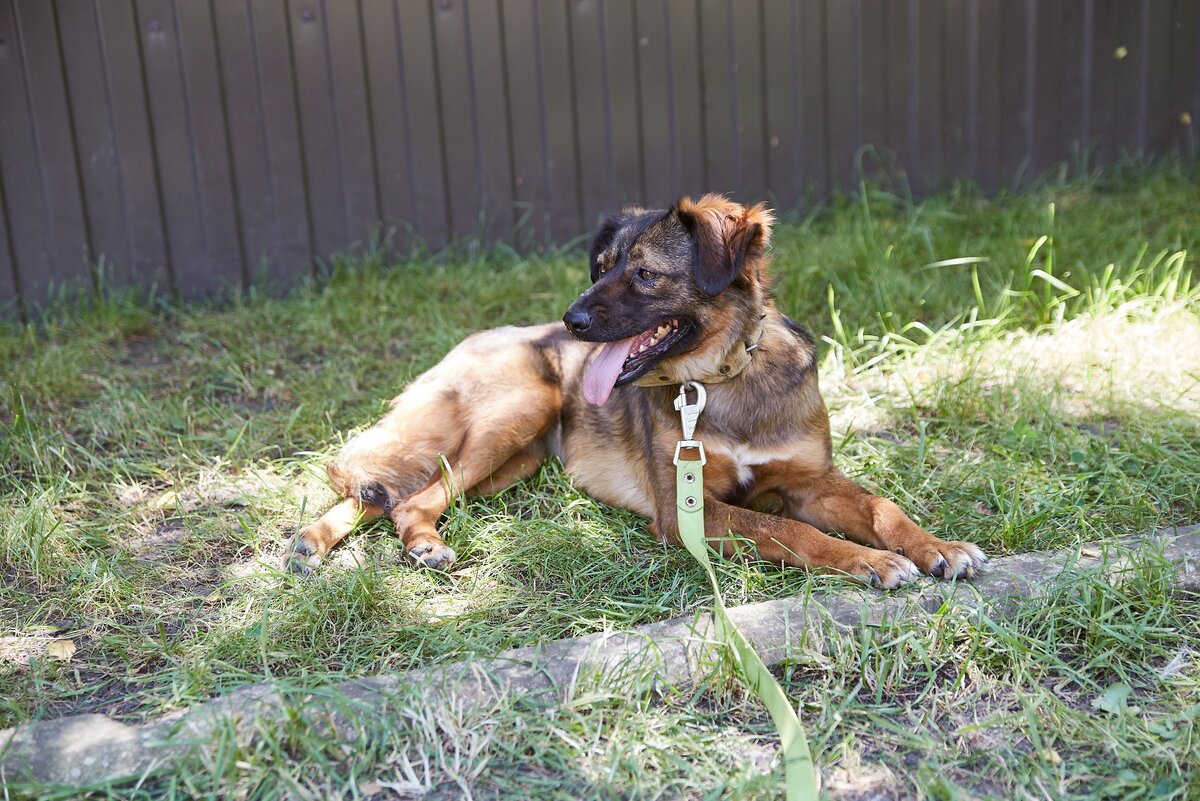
top-left (631, 314), bottom-right (766, 388)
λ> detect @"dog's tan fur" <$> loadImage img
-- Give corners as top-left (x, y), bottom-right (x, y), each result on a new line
top-left (288, 196), bottom-right (986, 586)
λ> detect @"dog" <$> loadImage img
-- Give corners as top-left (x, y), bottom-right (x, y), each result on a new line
top-left (286, 195), bottom-right (987, 587)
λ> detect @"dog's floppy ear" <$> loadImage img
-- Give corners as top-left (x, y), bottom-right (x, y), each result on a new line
top-left (588, 215), bottom-right (622, 282)
top-left (674, 196), bottom-right (769, 296)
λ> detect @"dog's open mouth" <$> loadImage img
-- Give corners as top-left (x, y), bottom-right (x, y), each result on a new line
top-left (582, 319), bottom-right (690, 405)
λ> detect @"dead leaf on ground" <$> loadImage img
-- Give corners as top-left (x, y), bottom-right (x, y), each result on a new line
top-left (46, 638), bottom-right (77, 662)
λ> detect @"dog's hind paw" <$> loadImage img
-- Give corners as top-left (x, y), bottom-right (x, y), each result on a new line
top-left (284, 533), bottom-right (323, 576)
top-left (408, 540), bottom-right (457, 571)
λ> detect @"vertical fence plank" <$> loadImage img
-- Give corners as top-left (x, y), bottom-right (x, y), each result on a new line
top-left (883, 0), bottom-right (916, 191)
top-left (698, 0), bottom-right (736, 194)
top-left (1166, 0), bottom-right (1198, 153)
top-left (395, 0), bottom-right (450, 249)
top-left (499, 0), bottom-right (549, 246)
top-left (823, 0), bottom-right (859, 193)
top-left (324, 0), bottom-right (381, 249)
top-left (1194, 0), bottom-right (1200, 151)
top-left (131, 0), bottom-right (198, 295)
top-left (604, 0), bottom-right (645, 207)
top-left (914, 0), bottom-right (945, 193)
top-left (1090, 0), bottom-right (1145, 161)
top-left (237, 0), bottom-right (313, 282)
top-left (996, 0), bottom-right (1032, 188)
top-left (285, 0), bottom-right (349, 258)
top-left (941, 0), bottom-right (971, 184)
top-left (431, 0), bottom-right (485, 240)
top-left (1036, 1), bottom-right (1085, 176)
top-left (571, 0), bottom-right (616, 224)
top-left (731, 0), bottom-right (766, 202)
top-left (56, 0), bottom-right (131, 286)
top-left (1051, 1), bottom-right (1088, 173)
top-left (173, 0), bottom-right (245, 288)
top-left (1029, 0), bottom-right (1063, 178)
top-left (135, 0), bottom-right (236, 295)
top-left (972, 0), bottom-right (1002, 191)
top-left (0, 141), bottom-right (18, 307)
top-left (0, 170), bottom-right (16, 308)
top-left (0, 0), bottom-right (53, 301)
top-left (3, 1), bottom-right (92, 299)
top-left (634, 0), bottom-right (672, 207)
top-left (536, 0), bottom-right (584, 241)
top-left (858, 0), bottom-right (888, 181)
top-left (465, 0), bottom-right (517, 242)
top-left (210, 0), bottom-right (276, 285)
top-left (1088, 0), bottom-right (1119, 163)
top-left (360, 0), bottom-right (417, 253)
top-left (762, 0), bottom-right (799, 211)
top-left (92, 0), bottom-right (170, 287)
top-left (18, 1), bottom-right (92, 286)
top-left (1115, 0), bottom-right (1147, 157)
top-left (1143, 0), bottom-right (1174, 155)
top-left (797, 0), bottom-right (828, 200)
top-left (666, 0), bottom-right (706, 200)
top-left (171, 0), bottom-right (245, 290)
top-left (1094, 0), bottom-right (1128, 163)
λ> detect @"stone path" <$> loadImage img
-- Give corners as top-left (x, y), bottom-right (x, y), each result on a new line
top-left (3, 525), bottom-right (1197, 787)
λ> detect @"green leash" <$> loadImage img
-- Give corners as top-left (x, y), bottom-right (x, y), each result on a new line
top-left (672, 382), bottom-right (819, 801)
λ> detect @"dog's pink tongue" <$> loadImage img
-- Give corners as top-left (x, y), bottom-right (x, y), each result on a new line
top-left (583, 336), bottom-right (637, 405)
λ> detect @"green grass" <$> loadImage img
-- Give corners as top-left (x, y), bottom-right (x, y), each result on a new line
top-left (2, 159), bottom-right (1199, 799)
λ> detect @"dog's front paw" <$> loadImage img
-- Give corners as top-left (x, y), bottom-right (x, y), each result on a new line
top-left (834, 546), bottom-right (921, 589)
top-left (408, 538), bottom-right (457, 571)
top-left (900, 537), bottom-right (988, 579)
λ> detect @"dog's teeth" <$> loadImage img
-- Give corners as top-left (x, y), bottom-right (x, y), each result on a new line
top-left (639, 345), bottom-right (647, 353)
top-left (656, 325), bottom-right (668, 337)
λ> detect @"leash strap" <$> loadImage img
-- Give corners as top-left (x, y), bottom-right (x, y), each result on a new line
top-left (673, 383), bottom-right (818, 801)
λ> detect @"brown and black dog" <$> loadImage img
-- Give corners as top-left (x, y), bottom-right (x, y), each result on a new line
top-left (287, 195), bottom-right (986, 587)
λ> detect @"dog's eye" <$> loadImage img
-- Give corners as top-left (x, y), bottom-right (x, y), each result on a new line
top-left (637, 268), bottom-right (657, 282)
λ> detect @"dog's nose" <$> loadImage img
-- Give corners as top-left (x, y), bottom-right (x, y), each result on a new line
top-left (563, 309), bottom-right (593, 335)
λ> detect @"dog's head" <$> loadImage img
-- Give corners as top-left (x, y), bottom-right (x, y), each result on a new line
top-left (563, 195), bottom-right (774, 405)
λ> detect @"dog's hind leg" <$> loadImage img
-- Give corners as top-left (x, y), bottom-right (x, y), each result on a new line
top-left (468, 441), bottom-right (548, 496)
top-left (285, 431), bottom-right (439, 572)
top-left (391, 422), bottom-right (555, 570)
top-left (286, 497), bottom-right (385, 573)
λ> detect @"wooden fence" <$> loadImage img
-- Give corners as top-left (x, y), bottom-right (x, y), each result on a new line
top-left (1, 0), bottom-right (1197, 308)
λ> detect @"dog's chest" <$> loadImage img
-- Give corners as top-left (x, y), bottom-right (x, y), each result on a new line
top-left (705, 441), bottom-right (801, 484)
top-left (705, 439), bottom-right (822, 487)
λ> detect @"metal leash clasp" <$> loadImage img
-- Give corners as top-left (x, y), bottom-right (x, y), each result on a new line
top-left (673, 381), bottom-right (707, 465)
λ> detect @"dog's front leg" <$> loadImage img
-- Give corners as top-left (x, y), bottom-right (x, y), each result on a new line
top-left (652, 497), bottom-right (920, 589)
top-left (784, 468), bottom-right (987, 579)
